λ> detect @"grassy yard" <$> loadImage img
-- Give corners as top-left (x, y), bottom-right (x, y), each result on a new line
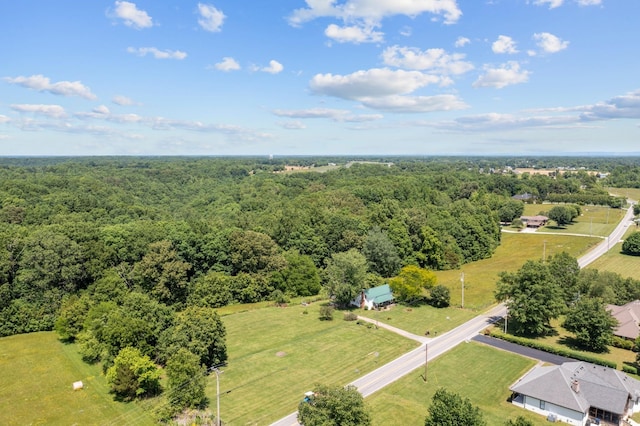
top-left (587, 233), bottom-right (640, 279)
top-left (215, 301), bottom-right (418, 425)
top-left (0, 332), bottom-right (155, 426)
top-left (435, 232), bottom-right (601, 310)
top-left (367, 341), bottom-right (542, 425)
top-left (608, 187), bottom-right (640, 202)
top-left (522, 203), bottom-right (626, 236)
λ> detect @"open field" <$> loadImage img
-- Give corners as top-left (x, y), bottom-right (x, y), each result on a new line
top-left (215, 302), bottom-right (418, 425)
top-left (586, 234), bottom-right (640, 278)
top-left (522, 203), bottom-right (626, 236)
top-left (367, 341), bottom-right (541, 425)
top-left (0, 332), bottom-right (155, 426)
top-left (435, 233), bottom-right (601, 310)
top-left (608, 187), bottom-right (640, 202)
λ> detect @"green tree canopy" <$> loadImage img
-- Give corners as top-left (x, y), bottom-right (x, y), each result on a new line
top-left (298, 384), bottom-right (371, 426)
top-left (563, 297), bottom-right (617, 352)
top-left (323, 249), bottom-right (368, 306)
top-left (165, 348), bottom-right (207, 413)
top-left (362, 228), bottom-right (401, 278)
top-left (424, 388), bottom-right (486, 426)
top-left (105, 346), bottom-right (161, 401)
top-left (389, 265), bottom-right (437, 304)
top-left (495, 260), bottom-right (564, 336)
top-left (622, 232), bottom-right (640, 256)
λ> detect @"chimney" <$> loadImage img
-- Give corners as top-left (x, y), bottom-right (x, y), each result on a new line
top-left (571, 379), bottom-right (580, 393)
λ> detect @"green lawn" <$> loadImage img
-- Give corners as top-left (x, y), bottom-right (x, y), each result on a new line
top-left (608, 187), bottom-right (640, 202)
top-left (434, 233), bottom-right (601, 310)
top-left (214, 302), bottom-right (418, 425)
top-left (367, 341), bottom-right (542, 425)
top-left (0, 332), bottom-right (155, 426)
top-left (523, 203), bottom-right (626, 236)
top-left (587, 236), bottom-right (640, 279)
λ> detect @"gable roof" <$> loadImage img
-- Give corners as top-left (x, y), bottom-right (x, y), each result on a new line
top-left (510, 361), bottom-right (640, 415)
top-left (607, 300), bottom-right (640, 339)
top-left (364, 284), bottom-right (394, 304)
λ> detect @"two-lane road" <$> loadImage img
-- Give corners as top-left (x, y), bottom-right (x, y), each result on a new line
top-left (272, 203), bottom-right (635, 426)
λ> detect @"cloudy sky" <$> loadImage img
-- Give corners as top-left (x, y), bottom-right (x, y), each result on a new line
top-left (1, 1), bottom-right (639, 156)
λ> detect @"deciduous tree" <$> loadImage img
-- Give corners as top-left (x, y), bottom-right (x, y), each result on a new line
top-left (563, 297), bottom-right (617, 352)
top-left (424, 388), bottom-right (486, 426)
top-left (106, 347), bottom-right (161, 401)
top-left (622, 232), bottom-right (640, 256)
top-left (323, 249), bottom-right (368, 307)
top-left (298, 384), bottom-right (370, 426)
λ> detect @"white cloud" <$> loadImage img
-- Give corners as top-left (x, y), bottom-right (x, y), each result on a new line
top-left (112, 1), bottom-right (153, 29)
top-left (358, 94), bottom-right (468, 113)
top-left (260, 60), bottom-right (284, 74)
top-left (492, 35), bottom-right (518, 54)
top-left (310, 68), bottom-right (445, 100)
top-left (11, 104), bottom-right (67, 118)
top-left (533, 32), bottom-right (569, 53)
top-left (197, 3), bottom-right (225, 32)
top-left (215, 57), bottom-right (241, 71)
top-left (278, 121), bottom-right (307, 129)
top-left (93, 105), bottom-right (111, 115)
top-left (0, 135), bottom-right (9, 140)
top-left (127, 47), bottom-right (188, 60)
top-left (4, 74), bottom-right (97, 100)
top-left (455, 36), bottom-right (470, 47)
top-left (432, 112), bottom-right (578, 131)
top-left (112, 95), bottom-right (137, 106)
top-left (325, 23), bottom-right (384, 44)
top-left (533, 0), bottom-right (564, 9)
top-left (272, 107), bottom-right (383, 122)
top-left (288, 0), bottom-right (463, 30)
top-left (473, 62), bottom-right (530, 89)
top-left (399, 26), bottom-right (412, 37)
top-left (0, 115), bottom-right (11, 124)
top-left (576, 0), bottom-right (601, 5)
top-left (382, 45), bottom-right (474, 75)
top-left (580, 90), bottom-right (640, 120)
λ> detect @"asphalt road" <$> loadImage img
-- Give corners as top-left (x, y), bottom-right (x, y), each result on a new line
top-left (271, 202), bottom-right (636, 426)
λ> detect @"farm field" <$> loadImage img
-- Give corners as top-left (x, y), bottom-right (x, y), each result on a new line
top-left (434, 232), bottom-right (601, 310)
top-left (215, 302), bottom-right (417, 425)
top-left (0, 332), bottom-right (155, 426)
top-left (367, 341), bottom-right (541, 425)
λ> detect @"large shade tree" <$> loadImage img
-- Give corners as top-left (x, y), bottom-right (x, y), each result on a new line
top-left (495, 259), bottom-right (564, 336)
top-left (323, 249), bottom-right (368, 306)
top-left (424, 388), bottom-right (486, 426)
top-left (563, 297), bottom-right (618, 352)
top-left (298, 384), bottom-right (371, 426)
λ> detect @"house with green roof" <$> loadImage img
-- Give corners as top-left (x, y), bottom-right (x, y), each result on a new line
top-left (350, 284), bottom-right (394, 310)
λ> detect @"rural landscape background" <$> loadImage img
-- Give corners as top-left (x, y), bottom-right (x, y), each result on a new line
top-left (1, 155), bottom-right (639, 425)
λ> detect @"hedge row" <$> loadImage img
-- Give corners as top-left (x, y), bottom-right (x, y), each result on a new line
top-left (485, 329), bottom-right (617, 369)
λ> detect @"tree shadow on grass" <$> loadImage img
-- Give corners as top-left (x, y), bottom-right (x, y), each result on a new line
top-left (557, 335), bottom-right (610, 354)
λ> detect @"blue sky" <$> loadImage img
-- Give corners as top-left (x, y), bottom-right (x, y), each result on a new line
top-left (1, 0), bottom-right (639, 156)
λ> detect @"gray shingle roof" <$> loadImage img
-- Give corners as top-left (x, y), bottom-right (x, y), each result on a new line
top-left (510, 361), bottom-right (640, 415)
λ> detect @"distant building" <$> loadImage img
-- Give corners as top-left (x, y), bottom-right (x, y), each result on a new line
top-left (607, 300), bottom-right (640, 340)
top-left (510, 361), bottom-right (640, 425)
top-left (351, 284), bottom-right (394, 310)
top-left (520, 215), bottom-right (549, 228)
top-left (512, 192), bottom-right (535, 202)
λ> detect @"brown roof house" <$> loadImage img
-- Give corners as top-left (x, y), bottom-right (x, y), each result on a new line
top-left (607, 300), bottom-right (640, 340)
top-left (509, 361), bottom-right (640, 425)
top-left (520, 215), bottom-right (549, 228)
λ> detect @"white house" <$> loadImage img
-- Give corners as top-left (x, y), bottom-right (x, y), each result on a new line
top-left (350, 284), bottom-right (394, 310)
top-left (510, 361), bottom-right (640, 425)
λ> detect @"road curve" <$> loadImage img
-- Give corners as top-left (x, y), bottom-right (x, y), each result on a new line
top-left (578, 204), bottom-right (635, 268)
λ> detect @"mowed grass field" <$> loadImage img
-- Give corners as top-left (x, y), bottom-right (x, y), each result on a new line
top-left (367, 341), bottom-right (541, 425)
top-left (0, 332), bottom-right (155, 426)
top-left (435, 232), bottom-right (601, 310)
top-left (215, 302), bottom-right (418, 425)
top-left (522, 203), bottom-right (626, 236)
top-left (587, 230), bottom-right (640, 278)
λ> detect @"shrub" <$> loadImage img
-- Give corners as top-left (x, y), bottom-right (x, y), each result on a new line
top-left (622, 232), bottom-right (640, 256)
top-left (623, 365), bottom-right (638, 375)
top-left (319, 305), bottom-right (334, 321)
top-left (343, 312), bottom-right (358, 321)
top-left (612, 336), bottom-right (634, 351)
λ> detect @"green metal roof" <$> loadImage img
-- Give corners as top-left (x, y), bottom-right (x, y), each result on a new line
top-left (364, 284), bottom-right (394, 304)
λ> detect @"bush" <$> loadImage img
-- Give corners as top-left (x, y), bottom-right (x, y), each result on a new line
top-left (623, 365), bottom-right (638, 375)
top-left (622, 232), bottom-right (640, 256)
top-left (343, 312), bottom-right (358, 321)
top-left (612, 336), bottom-right (634, 351)
top-left (319, 305), bottom-right (334, 321)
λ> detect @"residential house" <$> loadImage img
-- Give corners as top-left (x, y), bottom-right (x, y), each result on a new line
top-left (510, 361), bottom-right (640, 425)
top-left (350, 284), bottom-right (394, 310)
top-left (607, 300), bottom-right (640, 340)
top-left (512, 192), bottom-right (535, 202)
top-left (520, 215), bottom-right (549, 228)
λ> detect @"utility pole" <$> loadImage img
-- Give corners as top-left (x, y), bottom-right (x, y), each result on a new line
top-left (424, 343), bottom-right (428, 382)
top-left (543, 240), bottom-right (547, 262)
top-left (212, 367), bottom-right (223, 426)
top-left (460, 272), bottom-right (465, 309)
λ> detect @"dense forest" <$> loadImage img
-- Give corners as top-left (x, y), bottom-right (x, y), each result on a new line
top-left (0, 155), bottom-right (637, 416)
top-left (1, 156), bottom-right (635, 337)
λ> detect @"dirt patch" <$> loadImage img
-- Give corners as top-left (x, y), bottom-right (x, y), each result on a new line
top-left (276, 351), bottom-right (287, 357)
